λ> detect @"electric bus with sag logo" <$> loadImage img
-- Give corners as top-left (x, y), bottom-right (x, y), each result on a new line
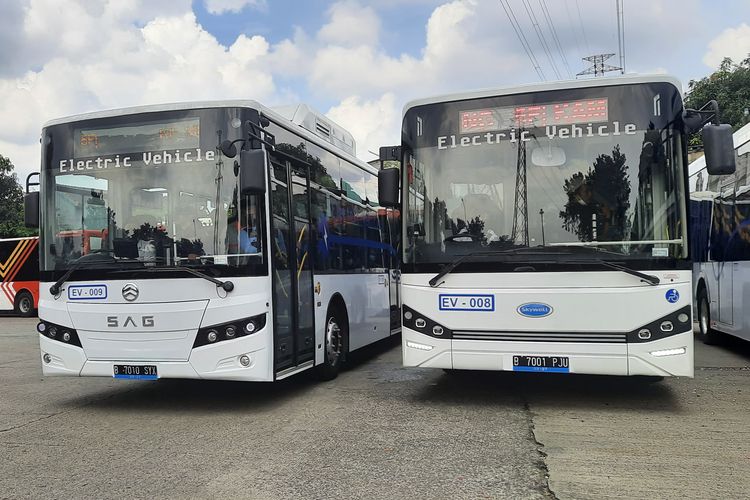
top-left (377, 75), bottom-right (736, 378)
top-left (26, 101), bottom-right (400, 382)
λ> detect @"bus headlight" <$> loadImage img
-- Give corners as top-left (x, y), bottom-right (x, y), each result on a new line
top-left (193, 313), bottom-right (267, 348)
top-left (37, 320), bottom-right (82, 348)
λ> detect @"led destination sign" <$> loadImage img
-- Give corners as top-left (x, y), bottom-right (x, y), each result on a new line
top-left (460, 98), bottom-right (609, 133)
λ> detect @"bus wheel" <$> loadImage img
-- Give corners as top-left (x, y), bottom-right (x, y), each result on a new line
top-left (697, 288), bottom-right (719, 345)
top-left (14, 291), bottom-right (35, 317)
top-left (316, 308), bottom-right (347, 381)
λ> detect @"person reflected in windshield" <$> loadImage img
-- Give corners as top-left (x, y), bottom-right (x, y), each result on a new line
top-left (226, 198), bottom-right (259, 255)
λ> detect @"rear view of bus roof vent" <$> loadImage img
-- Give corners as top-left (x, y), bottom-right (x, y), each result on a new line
top-left (273, 104), bottom-right (356, 156)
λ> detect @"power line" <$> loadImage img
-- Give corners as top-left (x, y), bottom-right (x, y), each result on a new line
top-left (521, 0), bottom-right (562, 80)
top-left (539, 0), bottom-right (573, 78)
top-left (499, 0), bottom-right (546, 81)
top-left (564, 0), bottom-right (583, 63)
top-left (574, 0), bottom-right (590, 54)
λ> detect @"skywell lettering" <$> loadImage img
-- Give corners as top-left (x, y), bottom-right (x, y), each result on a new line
top-left (59, 148), bottom-right (216, 172)
top-left (437, 121), bottom-right (637, 150)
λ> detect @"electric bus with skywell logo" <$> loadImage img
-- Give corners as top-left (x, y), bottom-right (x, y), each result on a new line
top-left (25, 101), bottom-right (400, 382)
top-left (377, 75), bottom-right (735, 378)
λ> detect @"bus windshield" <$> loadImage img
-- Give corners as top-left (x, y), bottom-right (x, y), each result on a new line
top-left (40, 110), bottom-right (266, 277)
top-left (402, 82), bottom-right (688, 265)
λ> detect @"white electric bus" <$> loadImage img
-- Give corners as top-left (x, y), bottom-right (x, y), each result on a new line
top-left (26, 101), bottom-right (400, 382)
top-left (690, 121), bottom-right (750, 344)
top-left (377, 75), bottom-right (735, 377)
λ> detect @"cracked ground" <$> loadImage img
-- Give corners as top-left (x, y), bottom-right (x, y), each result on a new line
top-left (1, 317), bottom-right (748, 499)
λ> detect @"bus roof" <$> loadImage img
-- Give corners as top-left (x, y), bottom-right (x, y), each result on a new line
top-left (402, 74), bottom-right (683, 115)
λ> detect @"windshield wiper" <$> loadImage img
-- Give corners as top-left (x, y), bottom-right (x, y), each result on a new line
top-left (428, 247), bottom-right (566, 287)
top-left (539, 245), bottom-right (661, 285)
top-left (428, 246), bottom-right (660, 287)
top-left (585, 259), bottom-right (660, 286)
top-left (140, 265), bottom-right (235, 292)
top-left (49, 253), bottom-right (123, 295)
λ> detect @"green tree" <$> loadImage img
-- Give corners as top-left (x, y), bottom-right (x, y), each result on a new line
top-left (0, 154), bottom-right (37, 238)
top-left (685, 57), bottom-right (750, 147)
top-left (559, 146), bottom-right (631, 242)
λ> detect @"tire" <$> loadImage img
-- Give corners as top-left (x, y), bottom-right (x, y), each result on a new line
top-left (697, 288), bottom-right (720, 345)
top-left (14, 291), bottom-right (35, 317)
top-left (315, 306), bottom-right (348, 381)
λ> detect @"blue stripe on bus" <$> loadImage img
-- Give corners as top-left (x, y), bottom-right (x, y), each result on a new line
top-left (512, 366), bottom-right (570, 373)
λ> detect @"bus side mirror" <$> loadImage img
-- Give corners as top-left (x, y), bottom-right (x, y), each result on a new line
top-left (24, 191), bottom-right (39, 228)
top-left (238, 149), bottom-right (266, 194)
top-left (378, 168), bottom-right (400, 208)
top-left (703, 124), bottom-right (736, 176)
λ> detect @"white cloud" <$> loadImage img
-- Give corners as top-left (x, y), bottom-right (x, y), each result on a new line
top-left (203, 0), bottom-right (266, 15)
top-left (318, 1), bottom-right (381, 48)
top-left (0, 4), bottom-right (278, 181)
top-left (703, 23), bottom-right (750, 68)
top-left (326, 93), bottom-right (401, 160)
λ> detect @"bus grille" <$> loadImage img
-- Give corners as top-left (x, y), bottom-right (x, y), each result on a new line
top-left (451, 331), bottom-right (628, 343)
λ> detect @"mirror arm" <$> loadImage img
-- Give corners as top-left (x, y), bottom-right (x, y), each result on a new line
top-left (684, 100), bottom-right (721, 133)
top-left (25, 172), bottom-right (40, 194)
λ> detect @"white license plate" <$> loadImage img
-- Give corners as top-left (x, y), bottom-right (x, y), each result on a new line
top-left (67, 284), bottom-right (108, 300)
top-left (438, 294), bottom-right (495, 311)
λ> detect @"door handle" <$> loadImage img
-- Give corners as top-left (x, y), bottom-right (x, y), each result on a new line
top-left (378, 275), bottom-right (386, 285)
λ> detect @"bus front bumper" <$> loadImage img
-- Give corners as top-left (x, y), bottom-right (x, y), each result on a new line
top-left (402, 327), bottom-right (694, 377)
top-left (38, 331), bottom-right (274, 382)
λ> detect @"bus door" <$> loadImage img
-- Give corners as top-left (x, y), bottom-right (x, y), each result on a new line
top-left (717, 191), bottom-right (734, 326)
top-left (386, 210), bottom-right (401, 332)
top-left (269, 154), bottom-right (316, 374)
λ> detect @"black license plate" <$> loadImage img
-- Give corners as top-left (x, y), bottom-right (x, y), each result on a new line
top-left (113, 364), bottom-right (158, 380)
top-left (512, 355), bottom-right (569, 373)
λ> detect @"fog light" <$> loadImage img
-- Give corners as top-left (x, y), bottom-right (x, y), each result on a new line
top-left (404, 311), bottom-right (413, 320)
top-left (47, 327), bottom-right (57, 338)
top-left (415, 318), bottom-right (426, 329)
top-left (244, 321), bottom-right (256, 333)
top-left (432, 325), bottom-right (444, 336)
top-left (43, 353), bottom-right (51, 364)
top-left (406, 340), bottom-right (433, 351)
top-left (225, 326), bottom-right (236, 338)
top-left (207, 330), bottom-right (218, 343)
top-left (62, 332), bottom-right (71, 342)
top-left (651, 347), bottom-right (686, 357)
top-left (638, 329), bottom-right (651, 340)
top-left (677, 313), bottom-right (689, 323)
top-left (37, 322), bottom-right (46, 333)
top-left (239, 355), bottom-right (251, 367)
top-left (660, 321), bottom-right (674, 332)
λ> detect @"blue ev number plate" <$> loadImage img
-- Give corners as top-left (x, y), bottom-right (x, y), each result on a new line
top-left (512, 355), bottom-right (569, 373)
top-left (438, 294), bottom-right (495, 311)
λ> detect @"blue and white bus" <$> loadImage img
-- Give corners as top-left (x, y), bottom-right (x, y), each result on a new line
top-left (690, 121), bottom-right (750, 344)
top-left (378, 75), bottom-right (735, 378)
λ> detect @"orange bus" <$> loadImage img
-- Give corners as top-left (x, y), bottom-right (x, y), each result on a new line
top-left (0, 237), bottom-right (39, 316)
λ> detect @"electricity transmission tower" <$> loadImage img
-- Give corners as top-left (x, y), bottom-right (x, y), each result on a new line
top-left (511, 132), bottom-right (529, 246)
top-left (576, 53), bottom-right (622, 78)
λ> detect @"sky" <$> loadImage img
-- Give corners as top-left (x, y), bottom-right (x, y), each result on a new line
top-left (2, 0), bottom-right (750, 181)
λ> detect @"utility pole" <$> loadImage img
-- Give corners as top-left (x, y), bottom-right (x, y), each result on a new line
top-left (616, 0), bottom-right (625, 74)
top-left (511, 132), bottom-right (529, 246)
top-left (576, 53), bottom-right (622, 78)
top-left (539, 209), bottom-right (545, 246)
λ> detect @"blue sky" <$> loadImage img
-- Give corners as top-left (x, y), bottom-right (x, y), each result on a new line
top-left (1, 0), bottom-right (750, 179)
